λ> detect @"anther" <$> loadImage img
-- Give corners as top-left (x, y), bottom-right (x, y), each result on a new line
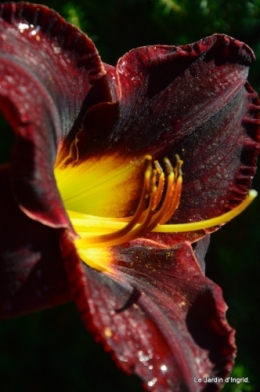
top-left (153, 160), bottom-right (165, 209)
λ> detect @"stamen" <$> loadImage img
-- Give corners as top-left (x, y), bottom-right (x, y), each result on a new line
top-left (156, 158), bottom-right (175, 223)
top-left (161, 157), bottom-right (183, 223)
top-left (153, 161), bottom-right (165, 208)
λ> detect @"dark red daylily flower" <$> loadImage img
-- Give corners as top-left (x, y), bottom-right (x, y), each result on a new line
top-left (0, 2), bottom-right (260, 391)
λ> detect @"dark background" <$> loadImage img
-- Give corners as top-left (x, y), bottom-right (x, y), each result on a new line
top-left (0, 1), bottom-right (259, 391)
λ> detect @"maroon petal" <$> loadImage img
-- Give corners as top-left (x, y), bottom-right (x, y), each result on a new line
top-left (0, 165), bottom-right (71, 319)
top-left (80, 35), bottom-right (260, 232)
top-left (0, 2), bottom-right (106, 226)
top-left (66, 238), bottom-right (235, 391)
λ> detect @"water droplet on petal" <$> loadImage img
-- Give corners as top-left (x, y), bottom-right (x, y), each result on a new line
top-left (18, 22), bottom-right (30, 32)
top-left (160, 364), bottom-right (168, 372)
top-left (138, 349), bottom-right (153, 363)
top-left (148, 377), bottom-right (157, 387)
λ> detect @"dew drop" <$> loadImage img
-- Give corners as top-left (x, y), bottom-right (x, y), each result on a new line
top-left (118, 60), bottom-right (126, 74)
top-left (148, 377), bottom-right (157, 387)
top-left (29, 26), bottom-right (40, 37)
top-left (138, 350), bottom-right (153, 362)
top-left (160, 364), bottom-right (168, 372)
top-left (18, 22), bottom-right (30, 32)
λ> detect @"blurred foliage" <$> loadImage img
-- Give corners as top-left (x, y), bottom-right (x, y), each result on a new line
top-left (0, 0), bottom-right (260, 391)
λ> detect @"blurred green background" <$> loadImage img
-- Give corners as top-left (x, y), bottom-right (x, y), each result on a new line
top-left (0, 0), bottom-right (259, 391)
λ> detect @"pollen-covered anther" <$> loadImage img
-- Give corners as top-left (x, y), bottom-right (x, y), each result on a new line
top-left (73, 155), bottom-right (183, 249)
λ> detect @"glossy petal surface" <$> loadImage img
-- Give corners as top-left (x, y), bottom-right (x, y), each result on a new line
top-left (67, 237), bottom-right (235, 392)
top-left (80, 36), bottom-right (260, 233)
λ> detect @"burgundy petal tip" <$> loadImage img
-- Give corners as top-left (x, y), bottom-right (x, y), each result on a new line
top-left (0, 2), bottom-right (104, 84)
top-left (201, 34), bottom-right (255, 65)
top-left (168, 33), bottom-right (255, 68)
top-left (124, 33), bottom-right (255, 68)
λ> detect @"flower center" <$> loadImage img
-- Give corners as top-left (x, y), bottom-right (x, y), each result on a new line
top-left (54, 154), bottom-right (257, 272)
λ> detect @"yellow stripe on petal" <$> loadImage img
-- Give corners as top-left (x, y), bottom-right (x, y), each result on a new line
top-left (76, 247), bottom-right (113, 272)
top-left (54, 154), bottom-right (143, 217)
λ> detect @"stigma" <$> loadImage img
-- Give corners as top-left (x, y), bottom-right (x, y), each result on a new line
top-left (55, 155), bottom-right (257, 272)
